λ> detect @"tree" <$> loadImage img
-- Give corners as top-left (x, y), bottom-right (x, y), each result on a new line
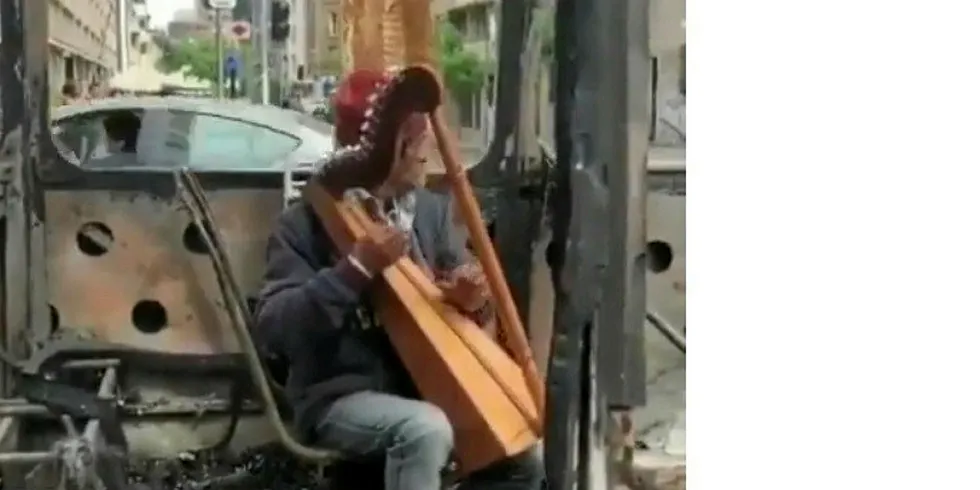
top-left (436, 21), bottom-right (489, 100)
top-left (158, 38), bottom-right (252, 87)
top-left (158, 38), bottom-right (221, 84)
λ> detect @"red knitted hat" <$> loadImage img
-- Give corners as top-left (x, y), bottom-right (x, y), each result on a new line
top-left (332, 69), bottom-right (388, 147)
top-left (318, 65), bottom-right (441, 190)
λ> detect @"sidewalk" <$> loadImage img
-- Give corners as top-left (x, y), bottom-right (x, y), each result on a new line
top-left (631, 326), bottom-right (686, 489)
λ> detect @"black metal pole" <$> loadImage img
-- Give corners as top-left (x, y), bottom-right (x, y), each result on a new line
top-left (542, 0), bottom-right (580, 482)
top-left (594, 0), bottom-right (650, 409)
top-left (0, 0), bottom-right (55, 390)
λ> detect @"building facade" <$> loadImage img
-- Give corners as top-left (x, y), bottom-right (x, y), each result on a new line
top-left (195, 0), bottom-right (233, 24)
top-left (648, 0), bottom-right (685, 146)
top-left (118, 0), bottom-right (153, 71)
top-left (167, 8), bottom-right (212, 40)
top-left (431, 0), bottom-right (497, 142)
top-left (433, 0), bottom-right (686, 147)
top-left (279, 0), bottom-right (308, 82)
top-left (306, 0), bottom-right (343, 77)
top-left (46, 0), bottom-right (123, 96)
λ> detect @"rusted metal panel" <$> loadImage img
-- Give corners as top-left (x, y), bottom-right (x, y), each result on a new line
top-left (44, 188), bottom-right (282, 353)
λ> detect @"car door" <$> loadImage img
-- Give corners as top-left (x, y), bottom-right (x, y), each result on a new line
top-left (178, 111), bottom-right (302, 170)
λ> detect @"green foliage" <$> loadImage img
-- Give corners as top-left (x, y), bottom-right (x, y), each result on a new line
top-left (437, 22), bottom-right (488, 98)
top-left (158, 38), bottom-right (252, 85)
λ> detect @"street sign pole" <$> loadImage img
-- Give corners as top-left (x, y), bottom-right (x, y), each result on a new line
top-left (207, 0), bottom-right (237, 99)
top-left (215, 10), bottom-right (224, 99)
top-left (259, 0), bottom-right (270, 104)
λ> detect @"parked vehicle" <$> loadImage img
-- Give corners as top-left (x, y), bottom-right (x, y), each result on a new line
top-left (52, 96), bottom-right (335, 170)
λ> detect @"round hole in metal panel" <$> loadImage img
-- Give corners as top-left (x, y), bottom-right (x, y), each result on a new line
top-left (182, 222), bottom-right (208, 255)
top-left (49, 304), bottom-right (60, 331)
top-left (646, 240), bottom-right (674, 274)
top-left (131, 300), bottom-right (168, 334)
top-left (76, 222), bottom-right (114, 257)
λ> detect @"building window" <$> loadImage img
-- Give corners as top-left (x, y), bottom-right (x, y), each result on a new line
top-left (448, 10), bottom-right (466, 34)
top-left (455, 91), bottom-right (479, 129)
top-left (467, 6), bottom-right (488, 41)
top-left (328, 12), bottom-right (338, 36)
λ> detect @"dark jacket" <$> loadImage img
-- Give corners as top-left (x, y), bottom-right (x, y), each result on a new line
top-left (253, 189), bottom-right (469, 439)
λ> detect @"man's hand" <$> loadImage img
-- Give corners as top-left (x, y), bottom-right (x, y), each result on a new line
top-left (350, 226), bottom-right (409, 276)
top-left (437, 262), bottom-right (491, 312)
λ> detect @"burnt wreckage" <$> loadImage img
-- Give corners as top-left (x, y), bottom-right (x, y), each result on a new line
top-left (0, 0), bottom-right (657, 487)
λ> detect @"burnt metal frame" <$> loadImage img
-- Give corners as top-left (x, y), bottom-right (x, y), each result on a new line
top-left (1, 0), bottom-right (53, 377)
top-left (593, 0), bottom-right (651, 408)
top-left (544, 0), bottom-right (651, 485)
top-left (0, 364), bottom-right (127, 488)
top-left (474, 0), bottom-right (540, 326)
top-left (0, 0), bottom-right (277, 475)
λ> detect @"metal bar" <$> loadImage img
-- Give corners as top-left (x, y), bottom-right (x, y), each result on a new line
top-left (259, 0), bottom-right (271, 104)
top-left (61, 358), bottom-right (121, 370)
top-left (542, 0), bottom-right (581, 484)
top-left (0, 369), bottom-right (117, 466)
top-left (0, 397), bottom-right (261, 418)
top-left (0, 417), bottom-right (18, 452)
top-left (175, 169), bottom-right (341, 462)
top-left (116, 0), bottom-right (127, 70)
top-left (0, 404), bottom-right (48, 417)
top-left (0, 450), bottom-right (57, 464)
top-left (646, 311), bottom-right (686, 354)
top-left (80, 367), bottom-right (118, 442)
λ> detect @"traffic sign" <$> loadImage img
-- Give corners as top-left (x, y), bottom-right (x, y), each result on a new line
top-left (207, 0), bottom-right (237, 9)
top-left (230, 21), bottom-right (251, 41)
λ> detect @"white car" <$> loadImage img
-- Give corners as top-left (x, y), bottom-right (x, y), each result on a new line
top-left (53, 96), bottom-right (335, 171)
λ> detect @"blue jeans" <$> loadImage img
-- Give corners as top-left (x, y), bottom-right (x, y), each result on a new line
top-left (315, 391), bottom-right (544, 490)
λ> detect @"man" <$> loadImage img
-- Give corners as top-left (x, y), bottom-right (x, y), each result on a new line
top-left (253, 67), bottom-right (543, 490)
top-left (88, 111), bottom-right (141, 168)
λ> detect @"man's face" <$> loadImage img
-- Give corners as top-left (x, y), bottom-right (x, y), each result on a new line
top-left (378, 113), bottom-right (432, 197)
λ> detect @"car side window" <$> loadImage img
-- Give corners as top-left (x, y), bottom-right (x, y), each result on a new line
top-left (53, 109), bottom-right (148, 169)
top-left (187, 114), bottom-right (300, 169)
